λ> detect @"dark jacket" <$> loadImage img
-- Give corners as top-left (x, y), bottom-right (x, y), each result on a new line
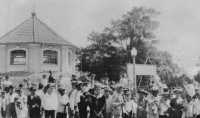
top-left (169, 98), bottom-right (184, 118)
top-left (89, 95), bottom-right (106, 118)
top-left (48, 75), bottom-right (55, 83)
top-left (27, 95), bottom-right (41, 117)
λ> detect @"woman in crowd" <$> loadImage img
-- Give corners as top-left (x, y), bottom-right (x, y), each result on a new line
top-left (15, 88), bottom-right (27, 118)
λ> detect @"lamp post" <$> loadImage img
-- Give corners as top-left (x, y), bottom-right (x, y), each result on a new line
top-left (131, 47), bottom-right (137, 96)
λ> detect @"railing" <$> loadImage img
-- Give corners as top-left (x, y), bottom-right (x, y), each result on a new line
top-left (10, 77), bottom-right (42, 84)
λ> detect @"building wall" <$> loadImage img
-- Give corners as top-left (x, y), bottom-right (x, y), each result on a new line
top-left (0, 45), bottom-right (6, 73)
top-left (0, 43), bottom-right (76, 75)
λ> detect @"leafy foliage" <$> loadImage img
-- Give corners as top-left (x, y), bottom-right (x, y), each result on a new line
top-left (76, 7), bottom-right (180, 83)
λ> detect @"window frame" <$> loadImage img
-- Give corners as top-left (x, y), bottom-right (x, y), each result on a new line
top-left (9, 48), bottom-right (27, 65)
top-left (42, 49), bottom-right (58, 65)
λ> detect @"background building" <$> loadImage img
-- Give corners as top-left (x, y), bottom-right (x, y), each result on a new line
top-left (0, 12), bottom-right (78, 82)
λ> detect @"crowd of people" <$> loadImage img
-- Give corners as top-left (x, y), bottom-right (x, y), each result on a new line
top-left (0, 72), bottom-right (200, 118)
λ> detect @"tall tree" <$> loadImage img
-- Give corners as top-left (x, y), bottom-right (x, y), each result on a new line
top-left (76, 32), bottom-right (126, 81)
top-left (77, 7), bottom-right (180, 83)
top-left (108, 7), bottom-right (159, 63)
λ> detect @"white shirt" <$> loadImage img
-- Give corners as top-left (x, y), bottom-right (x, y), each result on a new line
top-left (1, 97), bottom-right (6, 111)
top-left (106, 95), bottom-right (113, 113)
top-left (184, 102), bottom-right (194, 117)
top-left (69, 89), bottom-right (78, 110)
top-left (5, 93), bottom-right (17, 104)
top-left (36, 90), bottom-right (44, 99)
top-left (41, 79), bottom-right (48, 87)
top-left (57, 94), bottom-right (68, 113)
top-left (194, 98), bottom-right (200, 115)
top-left (124, 100), bottom-right (137, 114)
top-left (3, 80), bottom-right (12, 87)
top-left (159, 99), bottom-right (170, 115)
top-left (59, 77), bottom-right (72, 95)
top-left (42, 92), bottom-right (58, 110)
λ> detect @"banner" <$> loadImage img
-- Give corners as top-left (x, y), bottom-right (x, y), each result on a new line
top-left (127, 64), bottom-right (157, 76)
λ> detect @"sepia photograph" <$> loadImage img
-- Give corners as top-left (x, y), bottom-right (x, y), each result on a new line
top-left (0, 0), bottom-right (200, 118)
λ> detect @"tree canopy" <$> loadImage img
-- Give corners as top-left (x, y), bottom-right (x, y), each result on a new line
top-left (76, 7), bottom-right (181, 83)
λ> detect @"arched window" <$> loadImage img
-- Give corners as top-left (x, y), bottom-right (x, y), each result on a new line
top-left (43, 50), bottom-right (58, 65)
top-left (10, 50), bottom-right (26, 65)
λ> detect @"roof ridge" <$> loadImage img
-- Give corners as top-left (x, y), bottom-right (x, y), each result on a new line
top-left (35, 17), bottom-right (79, 49)
top-left (33, 15), bottom-right (36, 42)
top-left (0, 17), bottom-right (32, 40)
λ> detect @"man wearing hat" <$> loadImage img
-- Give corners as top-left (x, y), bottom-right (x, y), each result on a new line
top-left (57, 85), bottom-right (69, 118)
top-left (3, 76), bottom-right (12, 93)
top-left (137, 89), bottom-right (148, 118)
top-left (123, 91), bottom-right (137, 118)
top-left (42, 83), bottom-right (58, 118)
top-left (41, 75), bottom-right (48, 87)
top-left (112, 84), bottom-right (125, 118)
top-left (169, 89), bottom-right (184, 118)
top-left (148, 87), bottom-right (160, 118)
top-left (48, 70), bottom-right (55, 83)
top-left (5, 85), bottom-right (17, 118)
top-left (27, 86), bottom-right (41, 118)
top-left (68, 81), bottom-right (79, 118)
top-left (104, 86), bottom-right (113, 118)
top-left (159, 92), bottom-right (170, 118)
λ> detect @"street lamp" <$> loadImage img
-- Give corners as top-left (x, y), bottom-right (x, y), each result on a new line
top-left (131, 47), bottom-right (137, 96)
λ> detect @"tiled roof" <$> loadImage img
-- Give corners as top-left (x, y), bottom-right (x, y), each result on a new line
top-left (0, 13), bottom-right (78, 49)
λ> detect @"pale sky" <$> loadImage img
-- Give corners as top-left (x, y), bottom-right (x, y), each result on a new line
top-left (0, 0), bottom-right (200, 70)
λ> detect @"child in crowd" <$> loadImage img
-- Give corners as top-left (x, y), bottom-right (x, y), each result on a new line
top-left (183, 95), bottom-right (194, 118)
top-left (123, 91), bottom-right (137, 118)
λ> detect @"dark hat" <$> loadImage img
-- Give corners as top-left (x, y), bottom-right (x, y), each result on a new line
top-left (72, 74), bottom-right (76, 78)
top-left (9, 85), bottom-right (14, 89)
top-left (5, 76), bottom-right (9, 79)
top-left (30, 86), bottom-right (37, 91)
top-left (43, 74), bottom-right (47, 78)
top-left (19, 83), bottom-right (23, 88)
top-left (138, 89), bottom-right (148, 94)
top-left (58, 85), bottom-right (65, 90)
